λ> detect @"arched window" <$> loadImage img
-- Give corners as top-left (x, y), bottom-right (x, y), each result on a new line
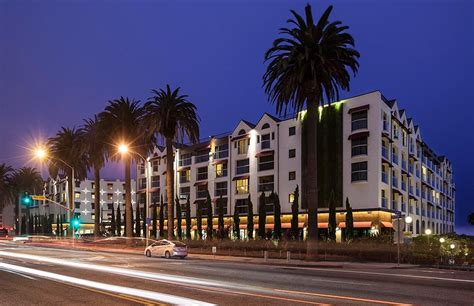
top-left (262, 123), bottom-right (270, 130)
top-left (238, 129), bottom-right (246, 135)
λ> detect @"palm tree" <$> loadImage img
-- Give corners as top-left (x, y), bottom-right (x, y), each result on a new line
top-left (80, 115), bottom-right (108, 237)
top-left (47, 127), bottom-right (88, 236)
top-left (0, 163), bottom-right (14, 212)
top-left (9, 167), bottom-right (44, 234)
top-left (144, 85), bottom-right (200, 240)
top-left (99, 97), bottom-right (149, 241)
top-left (263, 4), bottom-right (359, 256)
top-left (468, 212), bottom-right (474, 226)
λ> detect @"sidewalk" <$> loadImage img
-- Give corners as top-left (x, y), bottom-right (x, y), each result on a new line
top-left (26, 240), bottom-right (418, 270)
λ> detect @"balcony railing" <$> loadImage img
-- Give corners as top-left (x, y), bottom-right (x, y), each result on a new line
top-left (196, 190), bottom-right (207, 199)
top-left (195, 154), bottom-right (209, 164)
top-left (179, 158), bottom-right (192, 167)
top-left (258, 183), bottom-right (274, 192)
top-left (214, 150), bottom-right (228, 159)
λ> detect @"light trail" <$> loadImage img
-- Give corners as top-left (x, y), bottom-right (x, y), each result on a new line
top-left (0, 262), bottom-right (213, 306)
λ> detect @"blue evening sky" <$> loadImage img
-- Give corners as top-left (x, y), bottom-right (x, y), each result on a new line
top-left (1, 0), bottom-right (473, 233)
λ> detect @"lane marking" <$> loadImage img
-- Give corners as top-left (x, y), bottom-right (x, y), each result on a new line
top-left (275, 288), bottom-right (411, 305)
top-left (0, 268), bottom-right (37, 280)
top-left (276, 265), bottom-right (474, 284)
top-left (0, 262), bottom-right (213, 306)
top-left (310, 278), bottom-right (371, 286)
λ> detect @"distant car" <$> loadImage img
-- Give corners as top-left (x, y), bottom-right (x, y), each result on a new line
top-left (144, 239), bottom-right (187, 259)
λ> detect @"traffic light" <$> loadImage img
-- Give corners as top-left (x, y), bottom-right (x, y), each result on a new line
top-left (72, 218), bottom-right (80, 229)
top-left (21, 192), bottom-right (33, 206)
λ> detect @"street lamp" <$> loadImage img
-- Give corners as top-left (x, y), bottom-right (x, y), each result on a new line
top-left (439, 237), bottom-right (445, 243)
top-left (450, 243), bottom-right (455, 249)
top-left (425, 228), bottom-right (432, 235)
top-left (33, 146), bottom-right (76, 241)
top-left (118, 144), bottom-right (151, 247)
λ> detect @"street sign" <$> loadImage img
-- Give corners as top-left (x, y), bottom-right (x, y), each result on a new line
top-left (32, 195), bottom-right (46, 201)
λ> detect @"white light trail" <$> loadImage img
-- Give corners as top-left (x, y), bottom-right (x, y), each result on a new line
top-left (0, 262), bottom-right (214, 306)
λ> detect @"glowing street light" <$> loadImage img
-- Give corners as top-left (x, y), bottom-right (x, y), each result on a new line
top-left (405, 216), bottom-right (412, 224)
top-left (425, 228), bottom-right (432, 236)
top-left (35, 148), bottom-right (47, 160)
top-left (450, 244), bottom-right (455, 249)
top-left (118, 144), bottom-right (129, 154)
top-left (439, 237), bottom-right (445, 243)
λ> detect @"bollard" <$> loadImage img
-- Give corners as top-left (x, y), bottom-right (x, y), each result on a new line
top-left (286, 251), bottom-right (291, 263)
top-left (263, 250), bottom-right (268, 262)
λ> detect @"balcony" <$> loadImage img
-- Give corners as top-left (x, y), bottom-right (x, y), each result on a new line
top-left (196, 172), bottom-right (208, 181)
top-left (214, 150), bottom-right (228, 159)
top-left (195, 154), bottom-right (209, 164)
top-left (258, 182), bottom-right (274, 193)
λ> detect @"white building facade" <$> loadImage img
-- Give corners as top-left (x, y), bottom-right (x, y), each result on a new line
top-left (138, 91), bottom-right (455, 238)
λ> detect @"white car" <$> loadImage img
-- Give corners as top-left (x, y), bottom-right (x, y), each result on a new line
top-left (144, 239), bottom-right (188, 259)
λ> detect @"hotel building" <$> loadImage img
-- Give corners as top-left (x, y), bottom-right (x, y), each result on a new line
top-left (137, 91), bottom-right (455, 239)
top-left (27, 176), bottom-right (136, 234)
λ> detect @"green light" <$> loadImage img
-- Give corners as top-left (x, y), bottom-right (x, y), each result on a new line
top-left (72, 219), bottom-right (80, 228)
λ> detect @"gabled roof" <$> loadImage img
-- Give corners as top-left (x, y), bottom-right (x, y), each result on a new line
top-left (241, 120), bottom-right (256, 129)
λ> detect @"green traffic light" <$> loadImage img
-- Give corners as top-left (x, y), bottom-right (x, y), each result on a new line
top-left (73, 219), bottom-right (80, 228)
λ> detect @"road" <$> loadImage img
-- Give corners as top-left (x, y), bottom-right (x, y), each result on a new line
top-left (0, 241), bottom-right (473, 305)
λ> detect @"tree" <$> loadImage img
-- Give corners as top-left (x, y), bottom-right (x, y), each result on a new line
top-left (110, 203), bottom-right (116, 236)
top-left (205, 189), bottom-right (213, 240)
top-left (468, 212), bottom-right (474, 226)
top-left (0, 163), bottom-right (14, 212)
top-left (9, 167), bottom-right (44, 235)
top-left (185, 196), bottom-right (191, 239)
top-left (144, 85), bottom-right (200, 241)
top-left (247, 195), bottom-right (254, 240)
top-left (60, 214), bottom-right (64, 237)
top-left (291, 185), bottom-right (300, 240)
top-left (217, 195), bottom-right (225, 239)
top-left (99, 97), bottom-right (149, 243)
top-left (258, 192), bottom-right (267, 239)
top-left (196, 201), bottom-right (203, 240)
top-left (159, 195), bottom-right (165, 238)
top-left (116, 205), bottom-right (122, 236)
top-left (176, 196), bottom-right (182, 239)
top-left (152, 200), bottom-right (157, 238)
top-left (47, 127), bottom-right (87, 236)
top-left (263, 4), bottom-right (359, 256)
top-left (345, 197), bottom-right (354, 242)
top-left (273, 192), bottom-right (282, 240)
top-left (81, 116), bottom-right (108, 237)
top-left (233, 203), bottom-right (241, 240)
top-left (56, 215), bottom-right (60, 236)
top-left (135, 201), bottom-right (141, 237)
top-left (328, 191), bottom-right (337, 241)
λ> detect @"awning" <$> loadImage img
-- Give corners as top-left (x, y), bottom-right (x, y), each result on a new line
top-left (348, 104), bottom-right (370, 114)
top-left (334, 222), bottom-right (372, 228)
top-left (380, 221), bottom-right (393, 228)
top-left (194, 181), bottom-right (208, 187)
top-left (231, 134), bottom-right (250, 142)
top-left (281, 222), bottom-right (305, 229)
top-left (318, 222), bottom-right (328, 229)
top-left (255, 150), bottom-right (274, 158)
top-left (348, 131), bottom-right (370, 140)
top-left (213, 159), bottom-right (228, 165)
top-left (232, 175), bottom-right (249, 181)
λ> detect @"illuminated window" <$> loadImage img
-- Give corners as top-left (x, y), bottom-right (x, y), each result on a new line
top-left (107, 183), bottom-right (113, 191)
top-left (289, 193), bottom-right (295, 203)
top-left (74, 192), bottom-right (81, 199)
top-left (235, 178), bottom-right (249, 194)
top-left (180, 169), bottom-right (191, 183)
top-left (91, 194), bottom-right (95, 200)
top-left (237, 139), bottom-right (249, 155)
top-left (215, 163), bottom-right (227, 177)
top-left (107, 194), bottom-right (113, 201)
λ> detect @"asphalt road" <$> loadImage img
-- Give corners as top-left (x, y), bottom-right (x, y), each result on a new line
top-left (0, 241), bottom-right (473, 305)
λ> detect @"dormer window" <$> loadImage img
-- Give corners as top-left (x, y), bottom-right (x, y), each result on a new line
top-left (238, 129), bottom-right (246, 135)
top-left (262, 123), bottom-right (270, 129)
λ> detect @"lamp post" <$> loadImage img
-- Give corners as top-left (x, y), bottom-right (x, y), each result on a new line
top-left (118, 144), bottom-right (151, 248)
top-left (425, 228), bottom-right (432, 251)
top-left (395, 213), bottom-right (412, 267)
top-left (34, 147), bottom-right (76, 242)
top-left (439, 237), bottom-right (445, 265)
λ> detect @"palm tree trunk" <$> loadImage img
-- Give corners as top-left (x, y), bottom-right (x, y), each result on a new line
top-left (93, 165), bottom-right (100, 237)
top-left (124, 156), bottom-right (133, 242)
top-left (305, 100), bottom-right (319, 259)
top-left (166, 138), bottom-right (175, 240)
top-left (68, 172), bottom-right (74, 237)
